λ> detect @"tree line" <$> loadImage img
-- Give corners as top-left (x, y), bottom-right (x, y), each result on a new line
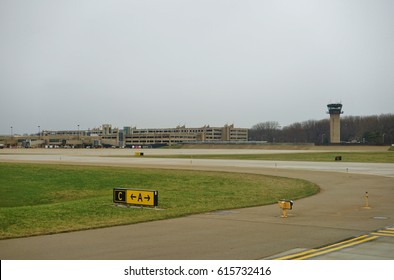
top-left (249, 114), bottom-right (394, 145)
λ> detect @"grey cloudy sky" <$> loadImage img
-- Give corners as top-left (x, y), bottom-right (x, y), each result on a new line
top-left (1, 0), bottom-right (393, 134)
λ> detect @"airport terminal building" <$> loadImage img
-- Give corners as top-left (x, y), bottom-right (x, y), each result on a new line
top-left (1, 124), bottom-right (248, 148)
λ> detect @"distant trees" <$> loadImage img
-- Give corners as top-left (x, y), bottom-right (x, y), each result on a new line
top-left (249, 121), bottom-right (281, 142)
top-left (281, 119), bottom-right (330, 144)
top-left (249, 114), bottom-right (394, 145)
top-left (341, 114), bottom-right (394, 145)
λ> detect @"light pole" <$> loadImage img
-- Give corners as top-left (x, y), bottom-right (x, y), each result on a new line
top-left (38, 125), bottom-right (41, 148)
top-left (77, 124), bottom-right (80, 148)
top-left (10, 126), bottom-right (13, 147)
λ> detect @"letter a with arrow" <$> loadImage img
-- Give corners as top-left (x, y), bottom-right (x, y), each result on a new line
top-left (138, 193), bottom-right (143, 202)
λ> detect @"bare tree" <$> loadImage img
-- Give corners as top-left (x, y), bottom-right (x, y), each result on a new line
top-left (250, 121), bottom-right (281, 142)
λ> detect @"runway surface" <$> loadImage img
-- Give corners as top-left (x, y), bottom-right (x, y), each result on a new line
top-left (0, 148), bottom-right (393, 259)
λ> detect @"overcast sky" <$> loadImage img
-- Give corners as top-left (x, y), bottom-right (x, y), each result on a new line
top-left (1, 0), bottom-right (393, 134)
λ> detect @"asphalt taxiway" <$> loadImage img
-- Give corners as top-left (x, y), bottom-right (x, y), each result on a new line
top-left (0, 148), bottom-right (393, 259)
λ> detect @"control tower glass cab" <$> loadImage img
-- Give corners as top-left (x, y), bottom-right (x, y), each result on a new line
top-left (327, 103), bottom-right (343, 115)
top-left (327, 103), bottom-right (343, 144)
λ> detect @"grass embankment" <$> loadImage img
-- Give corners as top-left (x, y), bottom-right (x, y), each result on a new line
top-left (0, 163), bottom-right (319, 239)
top-left (145, 151), bottom-right (394, 163)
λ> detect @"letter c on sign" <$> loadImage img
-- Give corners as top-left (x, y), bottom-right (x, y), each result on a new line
top-left (118, 191), bottom-right (123, 200)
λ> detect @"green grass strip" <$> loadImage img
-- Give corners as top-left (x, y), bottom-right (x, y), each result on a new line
top-left (0, 162), bottom-right (319, 239)
top-left (143, 151), bottom-right (394, 163)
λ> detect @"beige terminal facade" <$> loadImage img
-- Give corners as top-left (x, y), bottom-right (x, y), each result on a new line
top-left (0, 124), bottom-right (248, 148)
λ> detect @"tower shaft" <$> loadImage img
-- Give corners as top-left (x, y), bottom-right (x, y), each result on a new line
top-left (330, 114), bottom-right (341, 144)
top-left (327, 103), bottom-right (343, 144)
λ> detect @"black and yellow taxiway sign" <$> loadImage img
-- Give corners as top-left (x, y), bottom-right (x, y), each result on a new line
top-left (113, 188), bottom-right (158, 207)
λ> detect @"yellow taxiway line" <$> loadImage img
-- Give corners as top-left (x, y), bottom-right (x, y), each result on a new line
top-left (276, 234), bottom-right (378, 260)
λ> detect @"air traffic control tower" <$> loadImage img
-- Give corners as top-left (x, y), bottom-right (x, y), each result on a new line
top-left (327, 103), bottom-right (343, 144)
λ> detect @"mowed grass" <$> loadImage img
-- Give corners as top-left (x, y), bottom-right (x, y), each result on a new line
top-left (146, 151), bottom-right (394, 163)
top-left (0, 163), bottom-right (319, 239)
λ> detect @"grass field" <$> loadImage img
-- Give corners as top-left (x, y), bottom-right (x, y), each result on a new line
top-left (0, 163), bottom-right (319, 239)
top-left (144, 151), bottom-right (394, 163)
